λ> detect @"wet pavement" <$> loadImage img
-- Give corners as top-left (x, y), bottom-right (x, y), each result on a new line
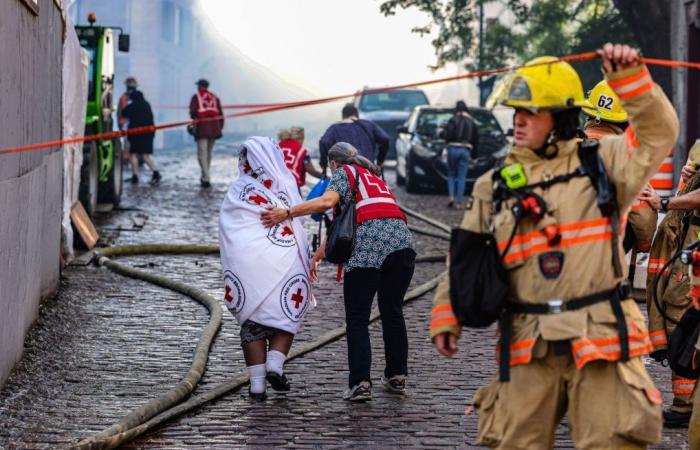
top-left (0, 144), bottom-right (690, 449)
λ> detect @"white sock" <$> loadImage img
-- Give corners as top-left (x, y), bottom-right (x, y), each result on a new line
top-left (248, 364), bottom-right (266, 394)
top-left (266, 350), bottom-right (286, 375)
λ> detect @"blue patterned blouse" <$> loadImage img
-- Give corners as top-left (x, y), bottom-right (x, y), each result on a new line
top-left (327, 167), bottom-right (415, 271)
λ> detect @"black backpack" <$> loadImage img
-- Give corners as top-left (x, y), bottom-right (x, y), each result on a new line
top-left (449, 229), bottom-right (508, 327)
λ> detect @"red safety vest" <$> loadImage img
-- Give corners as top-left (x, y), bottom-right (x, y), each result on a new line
top-left (342, 164), bottom-right (406, 224)
top-left (279, 139), bottom-right (307, 187)
top-left (195, 89), bottom-right (221, 118)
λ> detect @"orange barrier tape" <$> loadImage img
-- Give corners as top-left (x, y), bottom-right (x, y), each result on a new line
top-left (0, 52), bottom-right (697, 156)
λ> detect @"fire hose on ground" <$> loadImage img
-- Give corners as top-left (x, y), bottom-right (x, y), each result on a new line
top-left (69, 212), bottom-right (452, 449)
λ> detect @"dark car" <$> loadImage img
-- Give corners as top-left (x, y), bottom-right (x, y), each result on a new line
top-left (395, 106), bottom-right (509, 194)
top-left (353, 88), bottom-right (430, 160)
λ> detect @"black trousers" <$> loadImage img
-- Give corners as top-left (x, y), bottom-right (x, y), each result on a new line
top-left (343, 248), bottom-right (416, 387)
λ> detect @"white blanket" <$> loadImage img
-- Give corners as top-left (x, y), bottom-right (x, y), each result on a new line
top-left (219, 137), bottom-right (314, 335)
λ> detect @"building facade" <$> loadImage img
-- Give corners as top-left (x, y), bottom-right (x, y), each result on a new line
top-left (0, 0), bottom-right (64, 388)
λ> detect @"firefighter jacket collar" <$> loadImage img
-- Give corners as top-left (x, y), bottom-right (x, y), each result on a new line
top-left (510, 138), bottom-right (580, 164)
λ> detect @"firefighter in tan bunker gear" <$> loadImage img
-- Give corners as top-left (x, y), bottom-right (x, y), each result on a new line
top-left (431, 44), bottom-right (679, 449)
top-left (583, 80), bottom-right (658, 254)
top-left (689, 248), bottom-right (700, 449)
top-left (643, 142), bottom-right (700, 428)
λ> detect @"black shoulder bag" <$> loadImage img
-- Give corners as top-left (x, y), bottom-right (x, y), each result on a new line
top-left (325, 166), bottom-right (360, 264)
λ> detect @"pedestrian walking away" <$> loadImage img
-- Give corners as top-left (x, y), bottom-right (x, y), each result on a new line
top-left (278, 126), bottom-right (323, 192)
top-left (431, 44), bottom-right (679, 449)
top-left (117, 76), bottom-right (138, 162)
top-left (261, 141), bottom-right (415, 402)
top-left (441, 100), bottom-right (478, 209)
top-left (219, 136), bottom-right (315, 401)
top-left (121, 90), bottom-right (161, 186)
top-left (190, 78), bottom-right (224, 188)
top-left (319, 103), bottom-right (390, 172)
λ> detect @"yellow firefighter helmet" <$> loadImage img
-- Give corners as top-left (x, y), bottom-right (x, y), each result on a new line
top-left (582, 80), bottom-right (628, 123)
top-left (499, 56), bottom-right (586, 112)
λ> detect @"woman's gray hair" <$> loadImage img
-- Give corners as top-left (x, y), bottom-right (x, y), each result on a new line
top-left (328, 142), bottom-right (382, 176)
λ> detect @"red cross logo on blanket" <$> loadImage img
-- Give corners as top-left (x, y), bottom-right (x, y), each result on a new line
top-left (223, 271), bottom-right (245, 314)
top-left (291, 288), bottom-right (304, 309)
top-left (240, 184), bottom-right (273, 207)
top-left (280, 275), bottom-right (310, 322)
top-left (267, 223), bottom-right (296, 247)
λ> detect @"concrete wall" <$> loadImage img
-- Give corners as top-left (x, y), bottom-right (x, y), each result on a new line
top-left (0, 0), bottom-right (64, 388)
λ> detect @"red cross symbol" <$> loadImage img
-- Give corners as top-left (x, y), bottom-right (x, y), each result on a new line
top-left (281, 226), bottom-right (293, 237)
top-left (291, 288), bottom-right (304, 309)
top-left (224, 285), bottom-right (233, 303)
top-left (249, 194), bottom-right (268, 205)
top-left (362, 173), bottom-right (391, 195)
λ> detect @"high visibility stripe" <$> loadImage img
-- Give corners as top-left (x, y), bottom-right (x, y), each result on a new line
top-left (502, 232), bottom-right (612, 265)
top-left (672, 379), bottom-right (696, 386)
top-left (498, 217), bottom-right (613, 251)
top-left (495, 338), bottom-right (536, 367)
top-left (608, 67), bottom-right (654, 100)
top-left (673, 388), bottom-right (695, 396)
top-left (430, 316), bottom-right (458, 330)
top-left (650, 330), bottom-right (668, 347)
top-left (431, 303), bottom-right (455, 316)
top-left (572, 332), bottom-right (653, 368)
top-left (585, 129), bottom-right (612, 140)
top-left (631, 201), bottom-right (650, 211)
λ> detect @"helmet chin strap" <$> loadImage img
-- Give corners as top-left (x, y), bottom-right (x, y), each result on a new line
top-left (535, 130), bottom-right (560, 159)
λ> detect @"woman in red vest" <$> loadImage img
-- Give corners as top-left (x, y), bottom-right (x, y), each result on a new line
top-left (278, 126), bottom-right (323, 191)
top-left (261, 142), bottom-right (415, 402)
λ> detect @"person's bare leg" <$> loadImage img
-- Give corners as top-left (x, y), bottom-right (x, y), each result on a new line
top-left (142, 154), bottom-right (157, 171)
top-left (130, 153), bottom-right (139, 176)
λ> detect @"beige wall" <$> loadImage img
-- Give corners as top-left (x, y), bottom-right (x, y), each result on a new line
top-left (0, 0), bottom-right (64, 388)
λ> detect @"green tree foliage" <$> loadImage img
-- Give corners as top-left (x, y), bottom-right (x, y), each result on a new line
top-left (381, 0), bottom-right (639, 91)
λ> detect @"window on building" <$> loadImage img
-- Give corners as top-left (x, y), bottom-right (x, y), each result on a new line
top-left (161, 1), bottom-right (181, 45)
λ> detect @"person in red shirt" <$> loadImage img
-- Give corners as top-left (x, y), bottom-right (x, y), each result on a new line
top-left (189, 79), bottom-right (224, 188)
top-left (278, 126), bottom-right (323, 192)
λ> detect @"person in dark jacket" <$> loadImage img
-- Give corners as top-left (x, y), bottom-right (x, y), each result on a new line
top-left (122, 90), bottom-right (161, 185)
top-left (441, 100), bottom-right (478, 208)
top-left (319, 103), bottom-right (390, 172)
top-left (189, 79), bottom-right (225, 188)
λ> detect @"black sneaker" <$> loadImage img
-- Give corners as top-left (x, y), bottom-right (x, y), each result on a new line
top-left (201, 180), bottom-right (212, 188)
top-left (130, 174), bottom-right (139, 184)
top-left (266, 371), bottom-right (290, 392)
top-left (381, 375), bottom-right (407, 395)
top-left (663, 408), bottom-right (691, 428)
top-left (248, 387), bottom-right (267, 401)
top-left (150, 171), bottom-right (161, 186)
top-left (342, 381), bottom-right (372, 402)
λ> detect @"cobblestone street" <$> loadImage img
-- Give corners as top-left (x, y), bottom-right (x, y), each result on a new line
top-left (0, 145), bottom-right (690, 449)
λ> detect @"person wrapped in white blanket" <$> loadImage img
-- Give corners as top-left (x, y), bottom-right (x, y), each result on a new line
top-left (219, 136), bottom-right (314, 400)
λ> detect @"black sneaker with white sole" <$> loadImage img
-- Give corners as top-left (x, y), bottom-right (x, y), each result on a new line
top-left (343, 381), bottom-right (372, 402)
